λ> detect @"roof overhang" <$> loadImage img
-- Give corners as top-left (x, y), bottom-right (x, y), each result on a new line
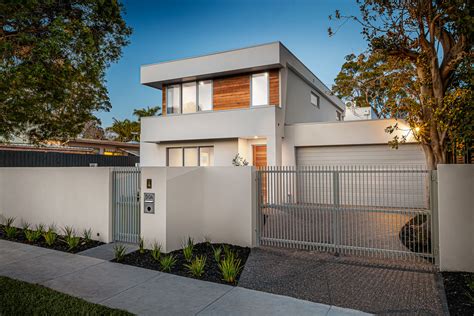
top-left (140, 42), bottom-right (282, 89)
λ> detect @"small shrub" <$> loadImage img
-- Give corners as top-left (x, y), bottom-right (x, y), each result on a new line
top-left (24, 229), bottom-right (42, 242)
top-left (83, 228), bottom-right (92, 242)
top-left (3, 216), bottom-right (15, 228)
top-left (114, 244), bottom-right (127, 262)
top-left (64, 235), bottom-right (81, 251)
top-left (160, 254), bottom-right (177, 272)
top-left (35, 223), bottom-right (45, 234)
top-left (223, 244), bottom-right (232, 258)
top-left (212, 246), bottom-right (222, 263)
top-left (62, 226), bottom-right (74, 239)
top-left (182, 244), bottom-right (193, 262)
top-left (151, 242), bottom-right (162, 261)
top-left (21, 220), bottom-right (30, 231)
top-left (139, 237), bottom-right (145, 254)
top-left (43, 229), bottom-right (57, 246)
top-left (184, 255), bottom-right (206, 278)
top-left (218, 252), bottom-right (243, 284)
top-left (4, 226), bottom-right (17, 239)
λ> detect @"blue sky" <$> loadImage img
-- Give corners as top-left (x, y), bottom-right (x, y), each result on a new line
top-left (100, 0), bottom-right (366, 126)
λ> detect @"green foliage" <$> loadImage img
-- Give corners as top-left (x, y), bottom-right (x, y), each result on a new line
top-left (64, 235), bottom-right (81, 251)
top-left (35, 224), bottom-right (45, 234)
top-left (83, 228), bottom-right (92, 242)
top-left (212, 246), bottom-right (222, 263)
top-left (0, 276), bottom-right (132, 315)
top-left (184, 255), bottom-right (206, 278)
top-left (222, 244), bottom-right (232, 258)
top-left (3, 217), bottom-right (15, 228)
top-left (182, 237), bottom-right (194, 262)
top-left (4, 226), bottom-right (17, 239)
top-left (62, 226), bottom-right (74, 239)
top-left (160, 254), bottom-right (177, 272)
top-left (24, 229), bottom-right (42, 243)
top-left (133, 106), bottom-right (161, 121)
top-left (43, 229), bottom-right (57, 246)
top-left (0, 1), bottom-right (132, 142)
top-left (21, 221), bottom-right (31, 231)
top-left (150, 242), bottom-right (162, 261)
top-left (218, 251), bottom-right (243, 284)
top-left (106, 118), bottom-right (140, 142)
top-left (113, 244), bottom-right (127, 262)
top-left (139, 237), bottom-right (145, 254)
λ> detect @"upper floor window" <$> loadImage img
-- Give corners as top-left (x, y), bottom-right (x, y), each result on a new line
top-left (167, 84), bottom-right (181, 114)
top-left (251, 73), bottom-right (269, 106)
top-left (198, 80), bottom-right (212, 111)
top-left (311, 91), bottom-right (320, 108)
top-left (167, 80), bottom-right (213, 114)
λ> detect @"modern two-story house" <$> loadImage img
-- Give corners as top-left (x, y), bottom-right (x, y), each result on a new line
top-left (140, 42), bottom-right (426, 167)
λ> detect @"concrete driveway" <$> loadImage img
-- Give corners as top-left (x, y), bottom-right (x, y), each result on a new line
top-left (0, 240), bottom-right (369, 315)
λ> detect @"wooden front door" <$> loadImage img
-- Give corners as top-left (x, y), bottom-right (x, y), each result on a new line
top-left (253, 145), bottom-right (267, 167)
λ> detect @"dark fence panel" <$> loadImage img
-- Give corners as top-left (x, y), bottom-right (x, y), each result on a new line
top-left (0, 150), bottom-right (139, 167)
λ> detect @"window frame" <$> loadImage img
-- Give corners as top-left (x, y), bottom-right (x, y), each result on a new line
top-left (250, 72), bottom-right (270, 107)
top-left (310, 91), bottom-right (320, 108)
top-left (166, 80), bottom-right (213, 115)
top-left (166, 146), bottom-right (214, 166)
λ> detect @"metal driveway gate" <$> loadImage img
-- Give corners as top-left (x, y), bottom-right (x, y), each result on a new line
top-left (256, 165), bottom-right (437, 263)
top-left (112, 167), bottom-right (140, 243)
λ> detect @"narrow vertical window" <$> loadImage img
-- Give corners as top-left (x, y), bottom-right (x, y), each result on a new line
top-left (182, 82), bottom-right (197, 114)
top-left (198, 80), bottom-right (212, 111)
top-left (184, 147), bottom-right (199, 166)
top-left (199, 147), bottom-right (214, 166)
top-left (251, 73), bottom-right (269, 106)
top-left (168, 148), bottom-right (183, 166)
top-left (167, 84), bottom-right (181, 114)
top-left (311, 91), bottom-right (320, 108)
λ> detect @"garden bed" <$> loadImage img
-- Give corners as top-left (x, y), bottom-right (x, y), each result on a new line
top-left (0, 224), bottom-right (103, 254)
top-left (115, 241), bottom-right (250, 285)
top-left (442, 272), bottom-right (474, 315)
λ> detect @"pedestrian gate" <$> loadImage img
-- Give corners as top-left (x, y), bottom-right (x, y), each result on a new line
top-left (256, 166), bottom-right (437, 263)
top-left (112, 167), bottom-right (140, 243)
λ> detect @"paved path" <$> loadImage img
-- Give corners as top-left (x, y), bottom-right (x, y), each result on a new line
top-left (0, 240), bottom-right (369, 315)
top-left (239, 247), bottom-right (449, 315)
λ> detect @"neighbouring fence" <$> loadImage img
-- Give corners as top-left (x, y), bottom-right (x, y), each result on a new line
top-left (0, 150), bottom-right (139, 167)
top-left (0, 167), bottom-right (113, 242)
top-left (257, 165), bottom-right (435, 263)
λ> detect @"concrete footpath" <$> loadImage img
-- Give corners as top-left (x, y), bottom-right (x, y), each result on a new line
top-left (0, 240), bottom-right (369, 315)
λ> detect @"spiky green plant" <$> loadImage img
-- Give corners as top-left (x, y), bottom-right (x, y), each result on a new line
top-left (62, 226), bottom-right (74, 239)
top-left (151, 242), bottom-right (162, 261)
top-left (218, 251), bottom-right (243, 284)
top-left (83, 228), bottom-right (92, 242)
top-left (64, 235), bottom-right (81, 251)
top-left (223, 244), bottom-right (232, 258)
top-left (182, 244), bottom-right (193, 262)
top-left (212, 246), bottom-right (222, 263)
top-left (21, 221), bottom-right (30, 231)
top-left (4, 226), bottom-right (17, 239)
top-left (3, 216), bottom-right (15, 228)
top-left (43, 229), bottom-right (57, 246)
top-left (35, 223), bottom-right (45, 234)
top-left (184, 255), bottom-right (206, 278)
top-left (160, 254), bottom-right (177, 272)
top-left (113, 244), bottom-right (127, 262)
top-left (139, 237), bottom-right (145, 254)
top-left (24, 229), bottom-right (42, 242)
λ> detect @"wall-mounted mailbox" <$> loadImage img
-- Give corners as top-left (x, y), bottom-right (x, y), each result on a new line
top-left (144, 192), bottom-right (155, 214)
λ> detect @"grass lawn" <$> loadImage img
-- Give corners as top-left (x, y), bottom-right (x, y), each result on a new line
top-left (0, 276), bottom-right (133, 315)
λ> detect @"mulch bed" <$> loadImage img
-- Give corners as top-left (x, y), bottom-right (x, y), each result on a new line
top-left (442, 272), bottom-right (474, 315)
top-left (115, 242), bottom-right (250, 285)
top-left (0, 226), bottom-right (103, 254)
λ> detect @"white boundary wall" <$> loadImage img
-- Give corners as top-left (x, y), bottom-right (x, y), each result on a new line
top-left (141, 167), bottom-right (256, 252)
top-left (437, 164), bottom-right (474, 272)
top-left (0, 168), bottom-right (112, 242)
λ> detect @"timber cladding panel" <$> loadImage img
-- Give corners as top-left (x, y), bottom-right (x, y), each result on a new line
top-left (161, 69), bottom-right (279, 115)
top-left (162, 86), bottom-right (166, 116)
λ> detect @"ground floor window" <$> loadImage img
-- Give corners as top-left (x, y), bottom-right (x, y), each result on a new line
top-left (167, 146), bottom-right (214, 166)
